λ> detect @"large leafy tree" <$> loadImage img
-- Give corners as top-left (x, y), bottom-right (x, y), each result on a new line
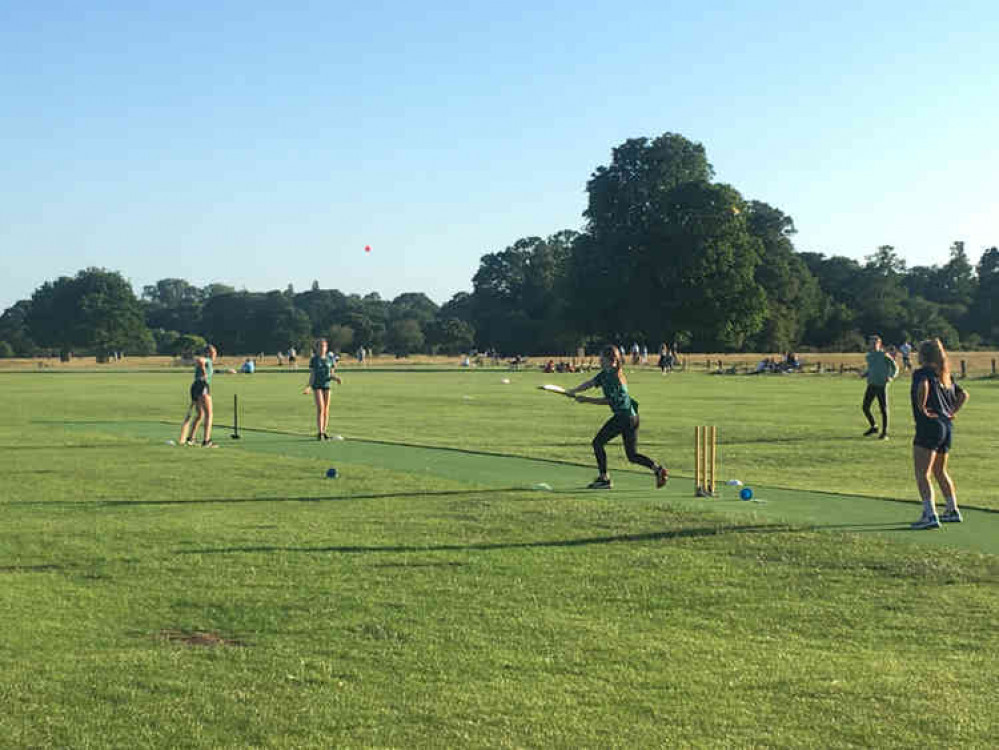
top-left (573, 134), bottom-right (766, 350)
top-left (26, 268), bottom-right (154, 355)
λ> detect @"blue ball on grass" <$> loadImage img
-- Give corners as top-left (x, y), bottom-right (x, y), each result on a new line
top-left (326, 468), bottom-right (338, 479)
top-left (740, 487), bottom-right (753, 501)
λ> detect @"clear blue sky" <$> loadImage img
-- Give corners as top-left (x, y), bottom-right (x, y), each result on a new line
top-left (2, 1), bottom-right (997, 311)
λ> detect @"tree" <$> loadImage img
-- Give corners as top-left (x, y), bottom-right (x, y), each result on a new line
top-left (471, 232), bottom-right (578, 353)
top-left (969, 247), bottom-right (999, 343)
top-left (425, 317), bottom-right (475, 355)
top-left (389, 293), bottom-right (438, 325)
top-left (386, 318), bottom-right (424, 356)
top-left (574, 143), bottom-right (767, 350)
top-left (326, 324), bottom-right (354, 352)
top-left (142, 278), bottom-right (204, 334)
top-left (0, 300), bottom-right (36, 356)
top-left (26, 268), bottom-right (154, 355)
top-left (744, 201), bottom-right (823, 351)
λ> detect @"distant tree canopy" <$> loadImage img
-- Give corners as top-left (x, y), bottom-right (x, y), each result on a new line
top-left (4, 132), bottom-right (997, 356)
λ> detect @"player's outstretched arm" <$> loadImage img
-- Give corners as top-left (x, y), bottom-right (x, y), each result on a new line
top-left (566, 378), bottom-right (595, 397)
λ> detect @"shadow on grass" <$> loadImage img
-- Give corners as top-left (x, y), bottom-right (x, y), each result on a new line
top-left (8, 488), bottom-right (542, 508)
top-left (177, 523), bottom-right (792, 556)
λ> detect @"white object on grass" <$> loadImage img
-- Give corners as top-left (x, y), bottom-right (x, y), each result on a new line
top-left (726, 479), bottom-right (743, 486)
top-left (539, 384), bottom-right (566, 394)
top-left (532, 482), bottom-right (553, 491)
top-left (166, 440), bottom-right (176, 446)
top-left (501, 378), bottom-right (511, 384)
top-left (331, 434), bottom-right (344, 441)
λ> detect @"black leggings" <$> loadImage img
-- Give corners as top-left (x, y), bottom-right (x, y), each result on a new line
top-left (592, 413), bottom-right (656, 475)
top-left (862, 384), bottom-right (888, 432)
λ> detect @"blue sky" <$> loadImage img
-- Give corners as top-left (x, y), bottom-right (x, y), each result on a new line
top-left (1, 1), bottom-right (997, 311)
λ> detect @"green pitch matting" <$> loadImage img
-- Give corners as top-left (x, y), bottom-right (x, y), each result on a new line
top-left (61, 420), bottom-right (999, 555)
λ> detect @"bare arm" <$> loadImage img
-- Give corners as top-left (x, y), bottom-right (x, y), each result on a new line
top-left (916, 379), bottom-right (936, 419)
top-left (953, 385), bottom-right (969, 416)
top-left (566, 378), bottom-right (596, 397)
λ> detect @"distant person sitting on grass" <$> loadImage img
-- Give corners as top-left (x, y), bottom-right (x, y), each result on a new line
top-left (909, 338), bottom-right (969, 529)
top-left (179, 344), bottom-right (217, 447)
top-left (240, 358), bottom-right (255, 374)
top-left (565, 345), bottom-right (669, 490)
top-left (860, 335), bottom-right (899, 439)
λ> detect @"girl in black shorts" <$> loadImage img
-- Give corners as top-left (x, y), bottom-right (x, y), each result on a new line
top-left (909, 339), bottom-right (968, 529)
top-left (567, 345), bottom-right (668, 490)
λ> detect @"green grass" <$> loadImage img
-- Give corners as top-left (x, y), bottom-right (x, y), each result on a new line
top-left (1, 369), bottom-right (997, 748)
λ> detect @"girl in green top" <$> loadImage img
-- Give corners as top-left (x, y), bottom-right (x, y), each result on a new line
top-left (303, 338), bottom-right (342, 440)
top-left (179, 344), bottom-right (217, 447)
top-left (567, 345), bottom-right (669, 489)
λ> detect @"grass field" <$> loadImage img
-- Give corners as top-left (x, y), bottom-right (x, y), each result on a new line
top-left (1, 366), bottom-right (997, 748)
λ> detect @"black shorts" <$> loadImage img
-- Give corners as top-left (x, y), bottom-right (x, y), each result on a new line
top-left (913, 418), bottom-right (952, 454)
top-left (190, 381), bottom-right (209, 401)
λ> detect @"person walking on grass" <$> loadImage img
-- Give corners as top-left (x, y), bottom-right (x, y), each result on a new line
top-left (566, 345), bottom-right (669, 490)
top-left (861, 334), bottom-right (899, 439)
top-left (910, 339), bottom-right (969, 530)
top-left (179, 344), bottom-right (217, 447)
top-left (303, 338), bottom-right (342, 440)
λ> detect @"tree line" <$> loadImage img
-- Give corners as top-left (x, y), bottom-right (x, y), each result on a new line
top-left (2, 132), bottom-right (997, 358)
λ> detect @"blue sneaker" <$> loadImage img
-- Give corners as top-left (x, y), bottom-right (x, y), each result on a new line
top-left (911, 514), bottom-right (941, 530)
top-left (939, 509), bottom-right (963, 523)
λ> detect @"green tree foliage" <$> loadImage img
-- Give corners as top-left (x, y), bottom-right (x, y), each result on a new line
top-left (326, 324), bottom-right (354, 352)
top-left (969, 247), bottom-right (999, 342)
top-left (744, 202), bottom-right (823, 351)
top-left (574, 134), bottom-right (766, 350)
top-left (472, 232), bottom-right (577, 353)
top-left (425, 318), bottom-right (475, 355)
top-left (200, 291), bottom-right (310, 354)
top-left (26, 268), bottom-right (154, 355)
top-left (0, 300), bottom-right (36, 356)
top-left (386, 318), bottom-right (425, 356)
top-left (142, 278), bottom-right (204, 334)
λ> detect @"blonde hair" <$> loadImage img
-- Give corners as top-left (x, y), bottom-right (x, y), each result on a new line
top-left (918, 338), bottom-right (951, 387)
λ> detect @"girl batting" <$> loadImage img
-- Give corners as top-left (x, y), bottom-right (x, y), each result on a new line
top-left (303, 338), bottom-right (342, 440)
top-left (910, 338), bottom-right (968, 529)
top-left (179, 344), bottom-right (217, 447)
top-left (567, 345), bottom-right (669, 489)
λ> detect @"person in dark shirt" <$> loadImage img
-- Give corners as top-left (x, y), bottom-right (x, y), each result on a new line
top-left (566, 345), bottom-right (668, 490)
top-left (909, 338), bottom-right (969, 529)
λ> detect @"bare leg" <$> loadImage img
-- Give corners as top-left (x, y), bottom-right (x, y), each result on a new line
top-left (320, 389), bottom-right (331, 435)
top-left (201, 394), bottom-right (213, 443)
top-left (913, 444), bottom-right (937, 516)
top-left (179, 402), bottom-right (196, 443)
top-left (313, 389), bottom-right (325, 436)
top-left (931, 452), bottom-right (957, 511)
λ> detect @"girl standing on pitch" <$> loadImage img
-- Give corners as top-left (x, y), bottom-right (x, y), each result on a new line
top-left (566, 345), bottom-right (669, 489)
top-left (303, 338), bottom-right (342, 440)
top-left (909, 338), bottom-right (968, 529)
top-left (179, 344), bottom-right (217, 447)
